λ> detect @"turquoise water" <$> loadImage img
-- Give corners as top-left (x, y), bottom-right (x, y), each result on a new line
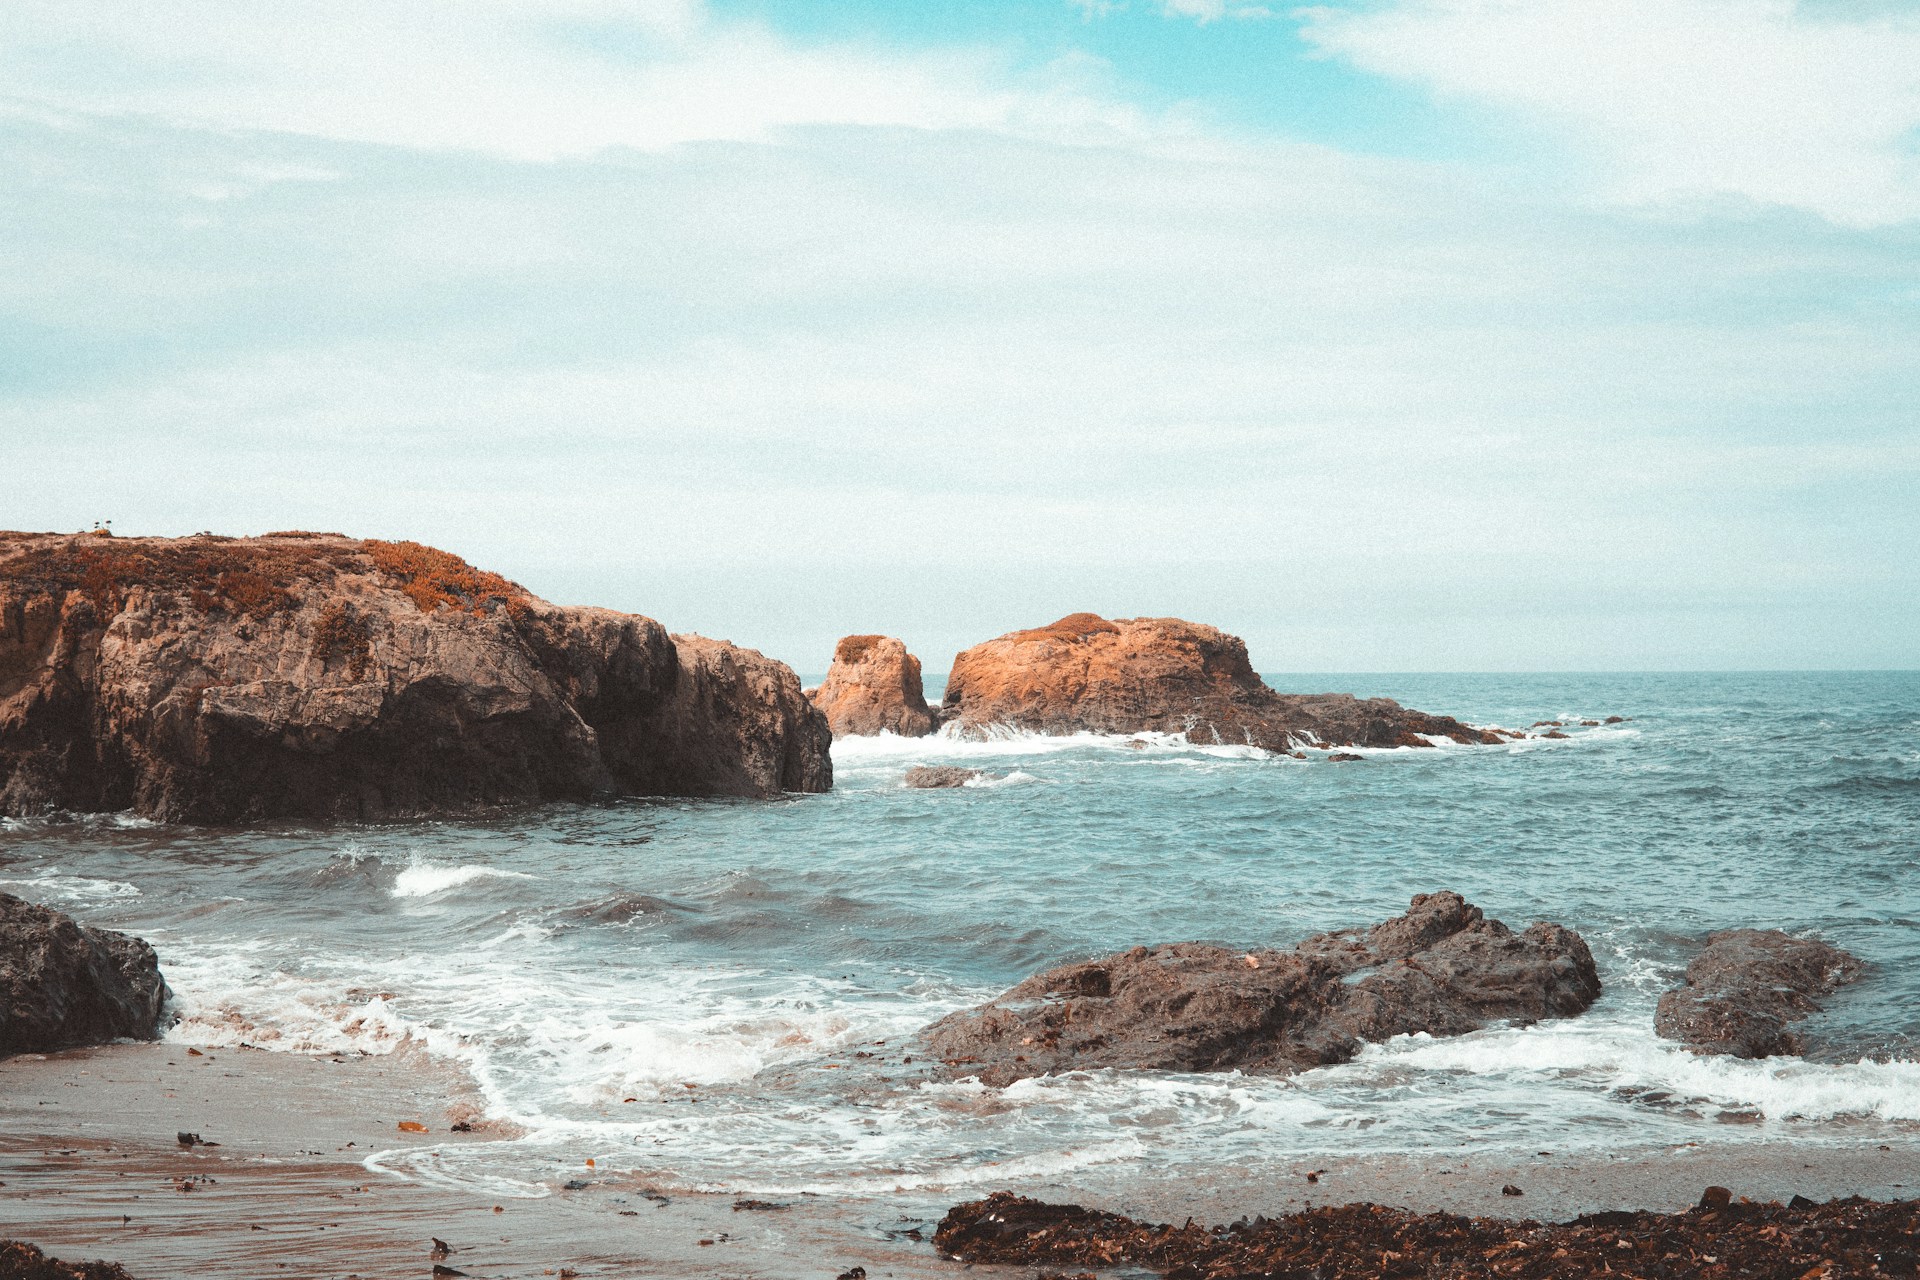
top-left (3, 672), bottom-right (1916, 1196)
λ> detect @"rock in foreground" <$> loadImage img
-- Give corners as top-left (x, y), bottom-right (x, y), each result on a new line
top-left (809, 635), bottom-right (938, 738)
top-left (1655, 929), bottom-right (1864, 1059)
top-left (921, 891), bottom-right (1598, 1086)
top-left (942, 614), bottom-right (1505, 751)
top-left (1, 893), bottom-right (170, 1056)
top-left (933, 1191), bottom-right (1920, 1280)
top-left (0, 532), bottom-right (830, 822)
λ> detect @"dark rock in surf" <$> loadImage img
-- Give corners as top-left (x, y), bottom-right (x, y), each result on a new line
top-left (921, 891), bottom-right (1599, 1086)
top-left (1327, 752), bottom-right (1364, 762)
top-left (0, 892), bottom-right (170, 1056)
top-left (905, 766), bottom-right (987, 789)
top-left (1654, 929), bottom-right (1863, 1059)
top-left (0, 1240), bottom-right (141, 1280)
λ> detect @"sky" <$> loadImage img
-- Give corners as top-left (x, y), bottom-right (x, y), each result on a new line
top-left (3, 0), bottom-right (1917, 673)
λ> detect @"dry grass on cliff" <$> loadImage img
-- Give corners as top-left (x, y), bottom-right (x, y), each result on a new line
top-left (362, 540), bottom-right (530, 617)
top-left (0, 536), bottom-right (360, 620)
top-left (833, 634), bottom-right (887, 664)
top-left (1013, 613), bottom-right (1121, 643)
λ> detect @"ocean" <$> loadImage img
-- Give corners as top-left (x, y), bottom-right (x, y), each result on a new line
top-left (4, 672), bottom-right (1916, 1202)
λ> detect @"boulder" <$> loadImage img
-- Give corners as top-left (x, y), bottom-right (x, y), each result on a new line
top-left (904, 765), bottom-right (985, 789)
top-left (809, 635), bottom-right (937, 738)
top-left (0, 532), bottom-right (830, 822)
top-left (942, 615), bottom-right (1501, 752)
top-left (921, 891), bottom-right (1599, 1085)
top-left (1654, 929), bottom-right (1864, 1058)
top-left (1, 892), bottom-right (170, 1056)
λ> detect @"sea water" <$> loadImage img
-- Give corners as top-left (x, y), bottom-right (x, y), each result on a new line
top-left (3, 672), bottom-right (1916, 1197)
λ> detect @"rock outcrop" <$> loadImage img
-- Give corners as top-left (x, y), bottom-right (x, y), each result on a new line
top-left (1655, 929), bottom-right (1864, 1059)
top-left (942, 615), bottom-right (1506, 751)
top-left (0, 532), bottom-right (831, 822)
top-left (922, 891), bottom-right (1599, 1086)
top-left (904, 765), bottom-right (986, 789)
top-left (809, 634), bottom-right (937, 738)
top-left (1, 892), bottom-right (170, 1056)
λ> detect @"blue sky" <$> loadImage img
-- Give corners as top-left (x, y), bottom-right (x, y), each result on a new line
top-left (3, 0), bottom-right (1918, 670)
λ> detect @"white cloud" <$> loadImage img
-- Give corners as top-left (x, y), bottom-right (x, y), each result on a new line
top-left (0, 0), bottom-right (1162, 159)
top-left (1296, 0), bottom-right (1920, 227)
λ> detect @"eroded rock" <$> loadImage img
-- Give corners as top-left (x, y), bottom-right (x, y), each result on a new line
top-left (809, 635), bottom-right (937, 738)
top-left (921, 891), bottom-right (1599, 1085)
top-left (1655, 929), bottom-right (1864, 1059)
top-left (0, 892), bottom-right (170, 1056)
top-left (942, 615), bottom-right (1502, 752)
top-left (0, 532), bottom-right (830, 821)
top-left (904, 766), bottom-right (985, 789)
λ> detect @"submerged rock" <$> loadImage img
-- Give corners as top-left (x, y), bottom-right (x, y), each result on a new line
top-left (0, 532), bottom-right (830, 822)
top-left (941, 614), bottom-right (1502, 752)
top-left (1654, 929), bottom-right (1864, 1059)
top-left (904, 765), bottom-right (986, 789)
top-left (0, 892), bottom-right (170, 1056)
top-left (921, 891), bottom-right (1599, 1086)
top-left (809, 635), bottom-right (937, 738)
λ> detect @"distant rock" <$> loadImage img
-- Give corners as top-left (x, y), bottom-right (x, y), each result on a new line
top-left (0, 532), bottom-right (831, 822)
top-left (1655, 929), bottom-right (1864, 1059)
top-left (1, 892), bottom-right (170, 1056)
top-left (1327, 752), bottom-right (1364, 762)
top-left (904, 765), bottom-right (986, 789)
top-left (921, 891), bottom-right (1600, 1086)
top-left (809, 635), bottom-right (937, 738)
top-left (941, 615), bottom-right (1503, 752)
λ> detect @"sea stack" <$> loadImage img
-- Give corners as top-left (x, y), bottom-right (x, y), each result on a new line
top-left (942, 613), bottom-right (1504, 751)
top-left (809, 634), bottom-right (938, 738)
top-left (0, 531), bottom-right (831, 822)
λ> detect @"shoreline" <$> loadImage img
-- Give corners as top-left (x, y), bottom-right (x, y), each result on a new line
top-left (4, 1043), bottom-right (1915, 1279)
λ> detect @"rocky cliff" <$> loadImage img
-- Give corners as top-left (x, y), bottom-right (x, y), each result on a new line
top-left (0, 532), bottom-right (830, 822)
top-left (808, 634), bottom-right (938, 738)
top-left (943, 613), bottom-right (1506, 751)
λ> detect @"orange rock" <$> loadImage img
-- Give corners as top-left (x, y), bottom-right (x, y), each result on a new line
top-left (942, 614), bottom-right (1501, 752)
top-left (0, 531), bottom-right (830, 822)
top-left (809, 635), bottom-right (937, 738)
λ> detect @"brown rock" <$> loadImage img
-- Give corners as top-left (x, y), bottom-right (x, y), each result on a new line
top-left (904, 765), bottom-right (986, 789)
top-left (942, 615), bottom-right (1501, 752)
top-left (0, 1240), bottom-right (140, 1279)
top-left (0, 532), bottom-right (830, 822)
top-left (1326, 752), bottom-right (1364, 762)
top-left (1, 892), bottom-right (170, 1056)
top-left (809, 635), bottom-right (936, 738)
top-left (921, 891), bottom-right (1599, 1086)
top-left (1655, 929), bottom-right (1864, 1059)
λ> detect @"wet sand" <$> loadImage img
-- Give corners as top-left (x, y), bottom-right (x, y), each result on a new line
top-left (3, 1043), bottom-right (1915, 1279)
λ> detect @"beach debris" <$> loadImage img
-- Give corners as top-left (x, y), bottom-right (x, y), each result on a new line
top-left (834, 1268), bottom-right (867, 1280)
top-left (449, 1122), bottom-right (473, 1132)
top-left (640, 1189), bottom-right (670, 1206)
top-left (1502, 1184), bottom-right (1524, 1196)
top-left (431, 1266), bottom-right (467, 1278)
top-left (1701, 1186), bottom-right (1734, 1209)
top-left (174, 1132), bottom-right (218, 1147)
top-left (185, 1048), bottom-right (202, 1057)
top-left (396, 1121), bottom-right (429, 1133)
top-left (562, 1180), bottom-right (591, 1191)
top-left (429, 1239), bottom-right (453, 1260)
top-left (1657, 930), bottom-right (1864, 1059)
top-left (732, 1199), bottom-right (788, 1211)
top-left (935, 1190), bottom-right (1920, 1280)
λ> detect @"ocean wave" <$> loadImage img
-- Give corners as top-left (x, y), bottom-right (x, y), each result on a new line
top-left (391, 856), bottom-right (534, 899)
top-left (0, 872), bottom-right (141, 904)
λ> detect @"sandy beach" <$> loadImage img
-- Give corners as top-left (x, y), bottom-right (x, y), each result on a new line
top-left (4, 1042), bottom-right (1915, 1279)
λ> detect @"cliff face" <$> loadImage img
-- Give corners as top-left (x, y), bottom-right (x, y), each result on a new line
top-left (0, 532), bottom-right (830, 822)
top-left (808, 634), bottom-right (938, 738)
top-left (943, 613), bottom-right (1503, 751)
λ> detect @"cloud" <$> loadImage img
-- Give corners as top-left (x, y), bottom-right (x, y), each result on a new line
top-left (1296, 0), bottom-right (1920, 227)
top-left (0, 0), bottom-right (1161, 159)
top-left (1159, 0), bottom-right (1275, 21)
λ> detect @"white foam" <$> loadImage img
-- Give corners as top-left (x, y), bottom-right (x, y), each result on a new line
top-left (0, 872), bottom-right (141, 903)
top-left (390, 857), bottom-right (533, 899)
